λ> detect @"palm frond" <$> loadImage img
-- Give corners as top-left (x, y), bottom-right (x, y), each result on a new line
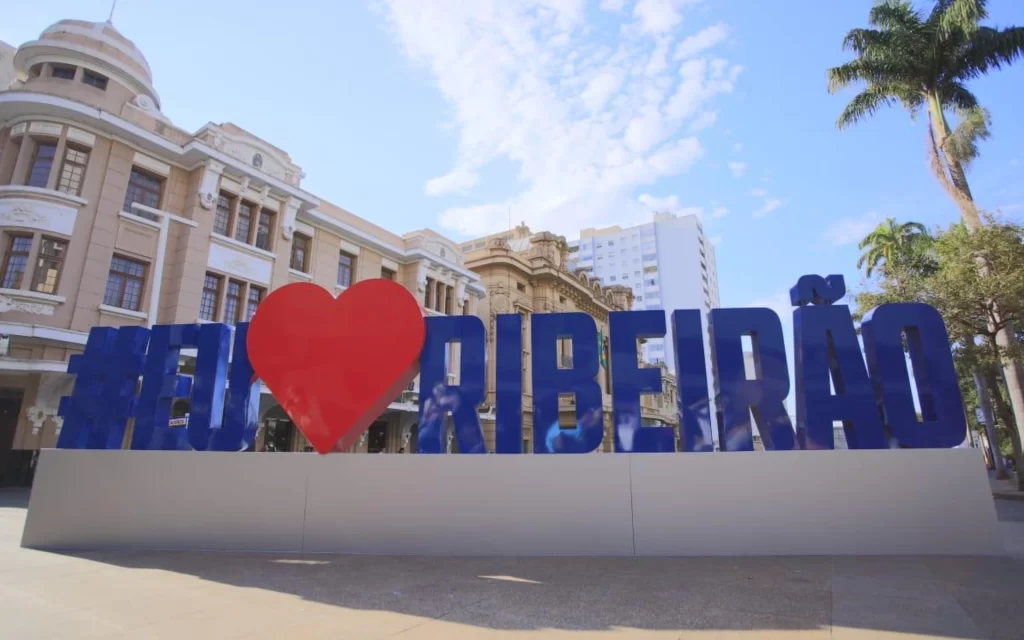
top-left (940, 81), bottom-right (980, 112)
top-left (827, 59), bottom-right (919, 93)
top-left (836, 90), bottom-right (895, 129)
top-left (945, 106), bottom-right (991, 166)
top-left (842, 28), bottom-right (890, 54)
top-left (869, 1), bottom-right (922, 31)
top-left (950, 26), bottom-right (1024, 80)
top-left (933, 0), bottom-right (989, 38)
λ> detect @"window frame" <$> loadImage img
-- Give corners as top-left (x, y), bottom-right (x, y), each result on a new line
top-left (26, 139), bottom-right (58, 189)
top-left (56, 143), bottom-right (90, 196)
top-left (30, 236), bottom-right (68, 294)
top-left (234, 202), bottom-right (254, 244)
top-left (223, 279), bottom-right (243, 325)
top-left (255, 207), bottom-right (275, 250)
top-left (199, 272), bottom-right (223, 322)
top-left (246, 285), bottom-right (265, 321)
top-left (103, 255), bottom-right (148, 311)
top-left (50, 64), bottom-right (76, 80)
top-left (337, 250), bottom-right (356, 288)
top-left (290, 233), bottom-right (311, 272)
top-left (81, 69), bottom-right (109, 90)
top-left (380, 267), bottom-right (396, 281)
top-left (213, 192), bottom-right (234, 236)
top-left (123, 166), bottom-right (164, 220)
top-left (1, 234), bottom-right (33, 289)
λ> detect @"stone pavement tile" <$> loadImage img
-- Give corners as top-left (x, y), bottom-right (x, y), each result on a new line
top-left (831, 591), bottom-right (984, 639)
top-left (692, 580), bottom-right (831, 623)
top-left (0, 582), bottom-right (127, 639)
top-left (396, 621), bottom-right (688, 639)
top-left (949, 588), bottom-right (1024, 640)
top-left (675, 609), bottom-right (830, 638)
top-left (923, 556), bottom-right (1024, 594)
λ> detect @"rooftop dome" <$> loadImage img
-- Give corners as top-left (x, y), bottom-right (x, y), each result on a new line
top-left (13, 19), bottom-right (160, 107)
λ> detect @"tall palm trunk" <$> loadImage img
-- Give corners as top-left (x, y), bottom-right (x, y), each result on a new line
top-left (928, 93), bottom-right (1024, 476)
top-left (985, 366), bottom-right (1024, 490)
top-left (975, 371), bottom-right (1008, 478)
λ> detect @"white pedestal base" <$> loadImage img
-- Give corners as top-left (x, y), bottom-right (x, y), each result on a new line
top-left (22, 448), bottom-right (1004, 556)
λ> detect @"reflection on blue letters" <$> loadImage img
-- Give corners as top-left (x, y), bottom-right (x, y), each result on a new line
top-left (417, 316), bottom-right (488, 454)
top-left (495, 314), bottom-right (523, 453)
top-left (210, 323), bottom-right (262, 452)
top-left (57, 326), bottom-right (149, 450)
top-left (710, 308), bottom-right (796, 451)
top-left (794, 305), bottom-right (886, 450)
top-left (132, 324), bottom-right (198, 451)
top-left (672, 310), bottom-right (715, 452)
top-left (532, 313), bottom-right (603, 453)
top-left (609, 310), bottom-right (675, 452)
top-left (861, 303), bottom-right (966, 448)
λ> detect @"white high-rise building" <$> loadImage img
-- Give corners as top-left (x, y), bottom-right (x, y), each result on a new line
top-left (567, 212), bottom-right (720, 372)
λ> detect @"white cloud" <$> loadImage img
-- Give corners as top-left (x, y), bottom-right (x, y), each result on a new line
top-left (711, 206), bottom-right (728, 218)
top-left (753, 198), bottom-right (782, 218)
top-left (689, 110), bottom-right (718, 132)
top-left (379, 0), bottom-right (741, 238)
top-left (822, 212), bottom-right (881, 247)
top-left (733, 142), bottom-right (743, 152)
top-left (674, 22), bottom-right (729, 59)
top-left (751, 187), bottom-right (767, 197)
top-left (638, 193), bottom-right (681, 211)
top-left (600, 0), bottom-right (626, 10)
top-left (709, 235), bottom-right (722, 246)
top-left (425, 167), bottom-right (479, 195)
top-left (632, 0), bottom-right (688, 35)
top-left (728, 161), bottom-right (747, 177)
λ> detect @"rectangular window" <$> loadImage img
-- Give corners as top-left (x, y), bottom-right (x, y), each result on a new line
top-left (82, 70), bottom-right (108, 90)
top-left (1, 235), bottom-right (33, 289)
top-left (213, 193), bottom-right (233, 236)
top-left (223, 280), bottom-right (242, 325)
top-left (31, 237), bottom-right (67, 294)
top-left (199, 273), bottom-right (222, 321)
top-left (50, 64), bottom-right (76, 79)
top-left (56, 145), bottom-right (89, 196)
top-left (123, 167), bottom-right (163, 221)
top-left (103, 256), bottom-right (146, 311)
top-left (381, 267), bottom-right (396, 281)
top-left (246, 286), bottom-right (264, 321)
top-left (337, 251), bottom-right (355, 287)
top-left (234, 203), bottom-right (253, 243)
top-left (255, 208), bottom-right (274, 250)
top-left (609, 276), bottom-right (616, 282)
top-left (27, 141), bottom-right (57, 188)
top-left (290, 233), bottom-right (310, 272)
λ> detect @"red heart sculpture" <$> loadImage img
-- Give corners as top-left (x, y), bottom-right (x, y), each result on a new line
top-left (247, 280), bottom-right (426, 454)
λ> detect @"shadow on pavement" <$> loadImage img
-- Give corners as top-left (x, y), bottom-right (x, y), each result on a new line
top-left (7, 488), bottom-right (1024, 638)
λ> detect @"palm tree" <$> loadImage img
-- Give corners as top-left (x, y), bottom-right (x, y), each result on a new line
top-left (829, 0), bottom-right (1024, 466)
top-left (828, 0), bottom-right (1024, 231)
top-left (856, 218), bottom-right (930, 277)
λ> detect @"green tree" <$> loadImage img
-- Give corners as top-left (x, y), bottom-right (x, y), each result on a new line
top-left (856, 218), bottom-right (932, 278)
top-left (830, 0), bottom-right (1024, 476)
top-left (855, 218), bottom-right (1024, 486)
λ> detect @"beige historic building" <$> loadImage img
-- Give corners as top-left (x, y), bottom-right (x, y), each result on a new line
top-left (0, 19), bottom-right (485, 483)
top-left (462, 224), bottom-right (679, 453)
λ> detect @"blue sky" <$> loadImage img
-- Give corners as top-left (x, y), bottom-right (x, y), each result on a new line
top-left (3, 0), bottom-right (1023, 320)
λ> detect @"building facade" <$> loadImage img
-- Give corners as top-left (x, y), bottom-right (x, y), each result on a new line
top-left (0, 19), bottom-right (485, 483)
top-left (462, 224), bottom-right (679, 453)
top-left (567, 212), bottom-right (720, 371)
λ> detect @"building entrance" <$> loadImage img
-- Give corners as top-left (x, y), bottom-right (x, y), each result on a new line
top-left (0, 389), bottom-right (27, 487)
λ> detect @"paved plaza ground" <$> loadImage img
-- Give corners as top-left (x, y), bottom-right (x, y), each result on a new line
top-left (2, 488), bottom-right (1024, 639)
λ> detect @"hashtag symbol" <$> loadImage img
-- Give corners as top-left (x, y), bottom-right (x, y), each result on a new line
top-left (57, 326), bottom-right (151, 449)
